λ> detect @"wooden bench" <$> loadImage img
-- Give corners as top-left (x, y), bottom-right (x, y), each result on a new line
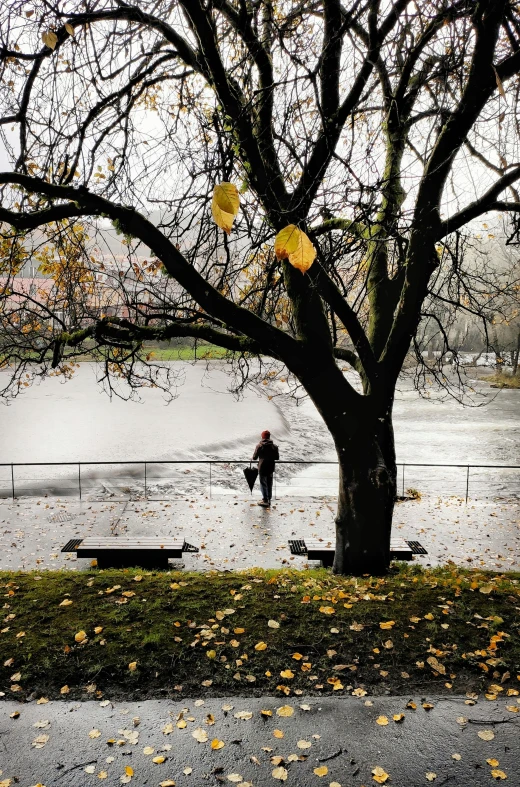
top-left (288, 538), bottom-right (427, 567)
top-left (62, 537), bottom-right (199, 569)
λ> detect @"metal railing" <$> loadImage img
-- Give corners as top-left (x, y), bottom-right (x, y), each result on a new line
top-left (0, 460), bottom-right (518, 502)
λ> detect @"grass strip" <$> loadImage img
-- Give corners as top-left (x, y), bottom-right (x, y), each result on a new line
top-left (1, 565), bottom-right (519, 702)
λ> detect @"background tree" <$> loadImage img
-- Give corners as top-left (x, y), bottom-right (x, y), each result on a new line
top-left (1, 0), bottom-right (520, 574)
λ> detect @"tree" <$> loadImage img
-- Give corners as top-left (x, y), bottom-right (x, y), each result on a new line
top-left (1, 0), bottom-right (520, 574)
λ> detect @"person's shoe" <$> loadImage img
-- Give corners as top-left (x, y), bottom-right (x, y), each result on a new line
top-left (258, 500), bottom-right (269, 507)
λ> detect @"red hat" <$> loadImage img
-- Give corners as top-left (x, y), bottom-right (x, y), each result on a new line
top-left (261, 430), bottom-right (270, 439)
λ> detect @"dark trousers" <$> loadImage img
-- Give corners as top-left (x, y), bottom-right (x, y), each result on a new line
top-left (259, 474), bottom-right (273, 502)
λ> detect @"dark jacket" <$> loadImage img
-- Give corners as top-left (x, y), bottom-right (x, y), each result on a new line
top-left (253, 438), bottom-right (279, 476)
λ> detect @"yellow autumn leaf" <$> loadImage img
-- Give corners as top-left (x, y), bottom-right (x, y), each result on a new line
top-left (272, 766), bottom-right (288, 781)
top-left (211, 739), bottom-right (225, 750)
top-left (98, 772), bottom-right (108, 780)
top-left (393, 714), bottom-right (405, 722)
top-left (424, 613), bottom-right (434, 620)
top-left (125, 766), bottom-right (134, 776)
top-left (273, 729), bottom-right (284, 738)
top-left (479, 584), bottom-right (494, 594)
top-left (261, 709), bottom-right (273, 717)
top-left (255, 641), bottom-right (268, 651)
top-left (287, 228), bottom-right (316, 273)
top-left (297, 739), bottom-right (312, 749)
top-left (89, 729), bottom-right (101, 739)
top-left (487, 759), bottom-right (500, 767)
top-left (192, 727), bottom-right (208, 743)
top-left (292, 652), bottom-right (303, 660)
top-left (211, 183), bottom-right (239, 234)
top-left (59, 599), bottom-right (73, 606)
top-left (143, 746), bottom-right (154, 755)
top-left (372, 766), bottom-right (390, 783)
top-left (152, 756), bottom-right (166, 764)
top-left (275, 225), bottom-right (301, 259)
top-left (268, 619), bottom-right (280, 629)
top-left (379, 620), bottom-right (395, 630)
top-left (376, 716), bottom-right (389, 726)
top-left (60, 685), bottom-right (70, 695)
top-left (65, 23), bottom-right (75, 36)
top-left (319, 606), bottom-right (335, 615)
top-left (478, 730), bottom-right (495, 741)
top-left (206, 650), bottom-right (216, 659)
top-left (214, 182), bottom-right (239, 214)
top-left (426, 773), bottom-right (437, 781)
top-left (352, 687), bottom-right (367, 697)
top-left (491, 771), bottom-right (507, 781)
top-left (94, 626), bottom-right (103, 634)
top-left (128, 661), bottom-right (137, 671)
top-left (313, 766), bottom-right (328, 777)
top-left (160, 782), bottom-right (176, 787)
top-left (276, 705), bottom-right (294, 717)
top-left (280, 670), bottom-right (294, 679)
top-left (75, 630), bottom-right (86, 642)
top-left (42, 31), bottom-right (58, 49)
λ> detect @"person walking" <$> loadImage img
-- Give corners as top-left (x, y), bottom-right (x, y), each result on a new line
top-left (253, 430), bottom-right (279, 507)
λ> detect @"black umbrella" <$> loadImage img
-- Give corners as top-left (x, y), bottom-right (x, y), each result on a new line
top-left (243, 463), bottom-right (258, 493)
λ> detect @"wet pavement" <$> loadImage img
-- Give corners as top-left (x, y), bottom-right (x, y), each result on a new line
top-left (0, 493), bottom-right (518, 573)
top-left (1, 695), bottom-right (519, 786)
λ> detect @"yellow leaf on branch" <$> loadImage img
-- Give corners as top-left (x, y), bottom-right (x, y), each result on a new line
top-left (275, 225), bottom-right (316, 273)
top-left (211, 183), bottom-right (239, 234)
top-left (42, 31), bottom-right (58, 50)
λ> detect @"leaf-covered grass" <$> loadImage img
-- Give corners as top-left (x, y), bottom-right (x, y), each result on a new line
top-left (1, 565), bottom-right (519, 702)
top-left (483, 371), bottom-right (520, 388)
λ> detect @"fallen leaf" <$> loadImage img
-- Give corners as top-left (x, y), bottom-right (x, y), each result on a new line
top-left (75, 630), bottom-right (87, 643)
top-left (255, 642), bottom-right (267, 651)
top-left (128, 662), bottom-right (137, 671)
top-left (211, 739), bottom-right (225, 750)
top-left (268, 620), bottom-right (280, 629)
top-left (143, 746), bottom-right (154, 755)
top-left (273, 729), bottom-right (284, 739)
top-left (379, 621), bottom-right (395, 630)
top-left (272, 766), bottom-right (288, 781)
top-left (372, 766), bottom-right (390, 784)
top-left (276, 705), bottom-right (294, 717)
top-left (153, 756), bottom-right (166, 764)
top-left (297, 740), bottom-right (312, 749)
top-left (89, 729), bottom-right (101, 739)
top-left (313, 766), bottom-right (328, 777)
top-left (487, 759), bottom-right (500, 767)
top-left (319, 606), bottom-right (335, 615)
top-left (227, 776), bottom-right (243, 784)
top-left (234, 711), bottom-right (253, 720)
top-left (59, 599), bottom-right (73, 606)
top-left (376, 716), bottom-right (389, 726)
top-left (192, 728), bottom-right (208, 743)
top-left (426, 773), bottom-right (437, 781)
top-left (478, 730), bottom-right (495, 741)
top-left (491, 770), bottom-right (507, 780)
top-left (280, 670), bottom-right (294, 679)
top-left (32, 734), bottom-right (49, 748)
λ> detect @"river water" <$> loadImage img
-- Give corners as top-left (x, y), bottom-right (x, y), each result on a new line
top-left (0, 362), bottom-right (518, 500)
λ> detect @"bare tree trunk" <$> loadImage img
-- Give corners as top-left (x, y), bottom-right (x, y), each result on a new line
top-left (513, 330), bottom-right (520, 376)
top-left (331, 413), bottom-right (397, 575)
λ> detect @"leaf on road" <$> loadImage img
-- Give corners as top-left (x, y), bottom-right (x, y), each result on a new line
top-left (192, 728), bottom-right (208, 742)
top-left (478, 730), bottom-right (495, 741)
top-left (372, 766), bottom-right (390, 784)
top-left (276, 705), bottom-right (294, 717)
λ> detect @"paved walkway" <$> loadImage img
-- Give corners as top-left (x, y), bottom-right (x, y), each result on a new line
top-left (0, 494), bottom-right (518, 572)
top-left (1, 695), bottom-right (519, 786)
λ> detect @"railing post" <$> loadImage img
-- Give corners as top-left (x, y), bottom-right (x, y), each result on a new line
top-left (274, 468), bottom-right (276, 500)
top-left (465, 465), bottom-right (469, 503)
top-left (209, 462), bottom-right (212, 499)
top-left (402, 464), bottom-right (405, 497)
top-left (144, 462), bottom-right (147, 499)
top-left (11, 463), bottom-right (15, 500)
top-left (78, 463), bottom-right (82, 501)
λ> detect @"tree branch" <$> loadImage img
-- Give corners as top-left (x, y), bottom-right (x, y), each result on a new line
top-left (438, 165), bottom-right (520, 237)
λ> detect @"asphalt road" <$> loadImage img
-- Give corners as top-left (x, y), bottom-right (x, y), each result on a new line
top-left (2, 695), bottom-right (519, 786)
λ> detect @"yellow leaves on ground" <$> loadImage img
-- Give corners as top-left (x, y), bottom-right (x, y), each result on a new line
top-left (152, 756), bottom-right (166, 764)
top-left (274, 225), bottom-right (316, 273)
top-left (94, 626), bottom-right (103, 634)
top-left (478, 730), bottom-right (495, 741)
top-left (313, 766), bottom-right (328, 777)
top-left (379, 620), bottom-right (395, 630)
top-left (376, 716), bottom-right (389, 726)
top-left (74, 630), bottom-right (86, 643)
top-left (59, 598), bottom-right (73, 606)
top-left (192, 727), bottom-right (208, 743)
top-left (160, 782), bottom-right (177, 787)
top-left (128, 662), bottom-right (137, 671)
top-left (255, 641), bottom-right (268, 651)
top-left (425, 772), bottom-right (437, 781)
top-left (393, 714), bottom-right (405, 722)
top-left (211, 739), bottom-right (225, 750)
top-left (372, 766), bottom-right (390, 783)
top-left (319, 606), bottom-right (335, 615)
top-left (88, 729), bottom-right (101, 739)
top-left (211, 183), bottom-right (240, 234)
top-left (124, 767), bottom-right (134, 777)
top-left (350, 622), bottom-right (364, 631)
top-left (276, 705), bottom-right (294, 717)
top-left (491, 771), bottom-right (507, 780)
top-left (352, 687), bottom-right (367, 697)
top-left (273, 729), bottom-right (284, 738)
top-left (206, 650), bottom-right (217, 659)
top-left (297, 739), bottom-right (312, 749)
top-left (280, 670), bottom-right (294, 679)
top-left (427, 656), bottom-right (446, 675)
top-left (42, 30), bottom-right (58, 49)
top-left (267, 619), bottom-right (280, 629)
top-left (488, 759), bottom-right (500, 767)
top-left (292, 652), bottom-right (303, 660)
top-left (272, 766), bottom-right (288, 781)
